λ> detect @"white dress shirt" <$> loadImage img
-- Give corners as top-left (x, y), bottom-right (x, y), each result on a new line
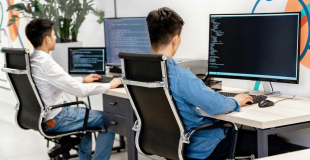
top-left (30, 50), bottom-right (111, 121)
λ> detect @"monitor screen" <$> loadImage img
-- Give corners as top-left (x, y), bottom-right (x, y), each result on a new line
top-left (104, 17), bottom-right (152, 66)
top-left (68, 47), bottom-right (106, 74)
top-left (208, 12), bottom-right (300, 84)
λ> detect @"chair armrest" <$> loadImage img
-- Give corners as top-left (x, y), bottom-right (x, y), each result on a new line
top-left (49, 101), bottom-right (90, 110)
top-left (182, 120), bottom-right (238, 144)
top-left (191, 121), bottom-right (237, 132)
top-left (191, 121), bottom-right (226, 132)
top-left (40, 101), bottom-right (91, 134)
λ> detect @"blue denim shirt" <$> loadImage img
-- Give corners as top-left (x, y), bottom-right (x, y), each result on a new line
top-left (166, 57), bottom-right (241, 159)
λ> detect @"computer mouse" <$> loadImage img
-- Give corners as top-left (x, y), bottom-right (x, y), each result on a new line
top-left (258, 100), bottom-right (274, 108)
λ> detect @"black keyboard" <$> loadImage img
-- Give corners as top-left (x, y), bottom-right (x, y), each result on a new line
top-left (94, 76), bottom-right (124, 88)
top-left (218, 92), bottom-right (267, 104)
top-left (98, 76), bottom-right (114, 83)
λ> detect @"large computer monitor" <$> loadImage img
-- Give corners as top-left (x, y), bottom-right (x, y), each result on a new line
top-left (104, 17), bottom-right (152, 68)
top-left (208, 12), bottom-right (300, 84)
top-left (68, 47), bottom-right (106, 74)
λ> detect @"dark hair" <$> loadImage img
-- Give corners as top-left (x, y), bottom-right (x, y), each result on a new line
top-left (25, 19), bottom-right (54, 48)
top-left (146, 7), bottom-right (184, 51)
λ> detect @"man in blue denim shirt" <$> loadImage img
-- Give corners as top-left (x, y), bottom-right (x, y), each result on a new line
top-left (146, 7), bottom-right (287, 159)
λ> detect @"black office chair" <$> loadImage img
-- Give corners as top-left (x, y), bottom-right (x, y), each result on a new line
top-left (118, 52), bottom-right (240, 160)
top-left (1, 47), bottom-right (105, 160)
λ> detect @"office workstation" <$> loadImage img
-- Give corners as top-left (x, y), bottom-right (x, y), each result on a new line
top-left (1, 0), bottom-right (310, 160)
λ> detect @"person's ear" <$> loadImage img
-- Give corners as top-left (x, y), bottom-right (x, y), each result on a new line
top-left (172, 35), bottom-right (178, 45)
top-left (44, 36), bottom-right (50, 44)
top-left (148, 34), bottom-right (150, 41)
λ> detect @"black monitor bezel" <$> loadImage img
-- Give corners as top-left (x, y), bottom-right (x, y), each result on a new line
top-left (208, 12), bottom-right (301, 84)
top-left (103, 17), bottom-right (148, 66)
top-left (68, 47), bottom-right (106, 74)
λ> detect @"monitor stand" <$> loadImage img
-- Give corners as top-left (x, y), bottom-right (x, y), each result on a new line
top-left (243, 81), bottom-right (281, 96)
top-left (109, 66), bottom-right (122, 73)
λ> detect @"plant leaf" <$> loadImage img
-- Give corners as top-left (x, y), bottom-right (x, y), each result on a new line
top-left (6, 3), bottom-right (25, 11)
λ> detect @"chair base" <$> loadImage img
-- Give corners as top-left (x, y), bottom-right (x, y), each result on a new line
top-left (48, 136), bottom-right (81, 159)
top-left (48, 135), bottom-right (126, 159)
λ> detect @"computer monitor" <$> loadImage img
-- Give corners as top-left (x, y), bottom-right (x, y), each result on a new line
top-left (68, 47), bottom-right (106, 74)
top-left (208, 12), bottom-right (300, 84)
top-left (103, 17), bottom-right (152, 67)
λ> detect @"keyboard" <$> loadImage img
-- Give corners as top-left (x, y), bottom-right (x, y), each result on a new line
top-left (94, 76), bottom-right (124, 88)
top-left (97, 76), bottom-right (114, 83)
top-left (218, 92), bottom-right (267, 104)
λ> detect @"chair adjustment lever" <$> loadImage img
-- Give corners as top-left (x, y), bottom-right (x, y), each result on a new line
top-left (110, 102), bottom-right (117, 105)
top-left (110, 121), bottom-right (117, 125)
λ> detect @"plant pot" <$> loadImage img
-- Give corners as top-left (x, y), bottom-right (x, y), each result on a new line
top-left (50, 42), bottom-right (83, 72)
top-left (59, 18), bottom-right (72, 42)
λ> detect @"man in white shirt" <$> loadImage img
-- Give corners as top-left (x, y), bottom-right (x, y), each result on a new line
top-left (25, 19), bottom-right (121, 160)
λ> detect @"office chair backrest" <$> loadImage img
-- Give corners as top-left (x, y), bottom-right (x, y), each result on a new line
top-left (1, 48), bottom-right (43, 131)
top-left (119, 52), bottom-right (185, 160)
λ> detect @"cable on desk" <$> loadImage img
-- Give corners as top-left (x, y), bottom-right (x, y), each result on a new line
top-left (270, 82), bottom-right (273, 92)
top-left (264, 91), bottom-right (281, 95)
top-left (264, 82), bottom-right (281, 95)
top-left (274, 95), bottom-right (295, 104)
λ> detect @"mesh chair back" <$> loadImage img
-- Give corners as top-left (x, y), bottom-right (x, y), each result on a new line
top-left (2, 48), bottom-right (43, 131)
top-left (119, 52), bottom-right (185, 160)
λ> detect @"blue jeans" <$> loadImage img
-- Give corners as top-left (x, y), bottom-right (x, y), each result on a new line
top-left (45, 106), bottom-right (115, 160)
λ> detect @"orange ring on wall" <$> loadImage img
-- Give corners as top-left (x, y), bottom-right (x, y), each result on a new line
top-left (7, 0), bottom-right (19, 42)
top-left (286, 0), bottom-right (310, 69)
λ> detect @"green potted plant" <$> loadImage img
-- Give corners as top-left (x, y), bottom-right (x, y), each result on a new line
top-left (7, 0), bottom-right (105, 71)
top-left (7, 0), bottom-right (105, 43)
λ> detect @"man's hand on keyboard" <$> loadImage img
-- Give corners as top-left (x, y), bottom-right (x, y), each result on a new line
top-left (234, 94), bottom-right (254, 107)
top-left (109, 78), bottom-right (122, 89)
top-left (84, 73), bottom-right (101, 83)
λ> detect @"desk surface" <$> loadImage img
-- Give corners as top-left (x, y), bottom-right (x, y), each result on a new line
top-left (198, 86), bottom-right (310, 129)
top-left (107, 86), bottom-right (310, 129)
top-left (105, 87), bottom-right (128, 99)
top-left (257, 149), bottom-right (310, 160)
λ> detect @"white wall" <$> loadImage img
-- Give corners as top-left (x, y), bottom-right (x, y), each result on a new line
top-left (78, 0), bottom-right (310, 96)
top-left (1, 0), bottom-right (310, 147)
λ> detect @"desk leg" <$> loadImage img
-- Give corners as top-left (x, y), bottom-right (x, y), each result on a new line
top-left (257, 129), bottom-right (268, 158)
top-left (127, 105), bottom-right (137, 160)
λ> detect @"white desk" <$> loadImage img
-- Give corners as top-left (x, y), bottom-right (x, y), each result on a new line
top-left (104, 87), bottom-right (128, 99)
top-left (257, 149), bottom-right (310, 160)
top-left (198, 86), bottom-right (310, 129)
top-left (107, 86), bottom-right (310, 158)
top-left (198, 86), bottom-right (310, 158)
